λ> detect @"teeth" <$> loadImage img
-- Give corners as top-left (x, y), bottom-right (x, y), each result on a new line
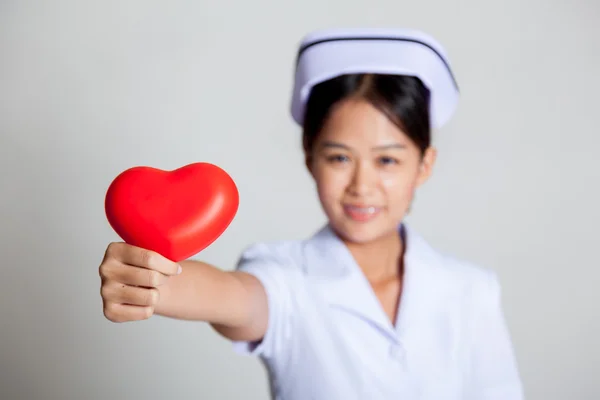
top-left (348, 206), bottom-right (377, 214)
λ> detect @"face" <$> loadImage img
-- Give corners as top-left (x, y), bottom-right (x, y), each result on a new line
top-left (307, 98), bottom-right (437, 244)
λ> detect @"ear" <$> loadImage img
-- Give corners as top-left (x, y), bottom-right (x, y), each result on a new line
top-left (416, 146), bottom-right (437, 186)
top-left (305, 152), bottom-right (315, 177)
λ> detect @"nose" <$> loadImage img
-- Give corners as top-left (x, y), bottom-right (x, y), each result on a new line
top-left (348, 160), bottom-right (377, 196)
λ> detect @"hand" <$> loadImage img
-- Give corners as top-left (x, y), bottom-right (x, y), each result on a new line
top-left (99, 242), bottom-right (181, 322)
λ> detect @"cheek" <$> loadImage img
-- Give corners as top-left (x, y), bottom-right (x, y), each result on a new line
top-left (314, 167), bottom-right (348, 202)
top-left (381, 170), bottom-right (419, 202)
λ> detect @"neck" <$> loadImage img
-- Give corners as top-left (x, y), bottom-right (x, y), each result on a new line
top-left (345, 229), bottom-right (404, 283)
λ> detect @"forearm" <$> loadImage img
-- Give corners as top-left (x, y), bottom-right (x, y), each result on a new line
top-left (154, 260), bottom-right (251, 327)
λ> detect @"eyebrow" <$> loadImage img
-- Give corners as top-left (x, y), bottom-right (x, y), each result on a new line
top-left (320, 140), bottom-right (407, 151)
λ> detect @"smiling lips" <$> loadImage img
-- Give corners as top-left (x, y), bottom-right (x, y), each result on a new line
top-left (343, 204), bottom-right (382, 222)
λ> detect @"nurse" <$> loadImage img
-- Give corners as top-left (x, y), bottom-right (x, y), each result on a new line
top-left (99, 28), bottom-right (524, 399)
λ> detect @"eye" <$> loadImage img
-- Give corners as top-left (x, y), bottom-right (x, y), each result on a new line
top-left (378, 156), bottom-right (399, 166)
top-left (326, 154), bottom-right (350, 163)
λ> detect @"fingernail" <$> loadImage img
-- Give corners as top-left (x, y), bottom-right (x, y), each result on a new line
top-left (177, 265), bottom-right (182, 275)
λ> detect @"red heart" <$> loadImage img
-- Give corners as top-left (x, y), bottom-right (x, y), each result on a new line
top-left (104, 162), bottom-right (239, 262)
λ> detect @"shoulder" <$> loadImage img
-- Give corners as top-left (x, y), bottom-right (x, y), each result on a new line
top-left (234, 238), bottom-right (308, 283)
top-left (444, 256), bottom-right (503, 313)
top-left (439, 254), bottom-right (500, 294)
top-left (408, 229), bottom-right (502, 303)
top-left (236, 238), bottom-right (305, 267)
top-left (427, 250), bottom-right (504, 314)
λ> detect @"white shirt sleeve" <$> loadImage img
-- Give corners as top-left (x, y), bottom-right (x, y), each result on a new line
top-left (230, 242), bottom-right (298, 362)
top-left (467, 271), bottom-right (525, 400)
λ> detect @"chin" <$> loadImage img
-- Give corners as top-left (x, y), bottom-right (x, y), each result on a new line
top-left (329, 217), bottom-right (399, 245)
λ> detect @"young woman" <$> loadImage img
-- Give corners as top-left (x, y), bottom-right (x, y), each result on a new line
top-left (99, 28), bottom-right (524, 399)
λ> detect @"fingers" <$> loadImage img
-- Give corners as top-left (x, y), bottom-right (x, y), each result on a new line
top-left (101, 279), bottom-right (160, 323)
top-left (101, 280), bottom-right (160, 307)
top-left (106, 242), bottom-right (181, 276)
top-left (103, 302), bottom-right (154, 323)
top-left (100, 262), bottom-right (168, 288)
top-left (100, 242), bottom-right (181, 323)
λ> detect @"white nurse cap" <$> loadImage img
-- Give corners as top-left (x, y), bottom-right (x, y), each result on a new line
top-left (290, 28), bottom-right (459, 130)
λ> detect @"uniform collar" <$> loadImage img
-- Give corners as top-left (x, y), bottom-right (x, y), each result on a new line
top-left (301, 223), bottom-right (446, 345)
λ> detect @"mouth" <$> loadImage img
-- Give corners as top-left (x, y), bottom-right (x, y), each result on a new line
top-left (342, 204), bottom-right (383, 222)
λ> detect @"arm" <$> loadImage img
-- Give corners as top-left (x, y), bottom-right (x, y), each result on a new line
top-left (99, 242), bottom-right (269, 343)
top-left (155, 260), bottom-right (269, 342)
top-left (467, 271), bottom-right (525, 400)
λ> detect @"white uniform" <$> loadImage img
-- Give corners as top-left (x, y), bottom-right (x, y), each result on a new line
top-left (232, 224), bottom-right (524, 400)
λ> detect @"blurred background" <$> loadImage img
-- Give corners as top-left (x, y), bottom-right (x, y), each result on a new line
top-left (0, 0), bottom-right (598, 399)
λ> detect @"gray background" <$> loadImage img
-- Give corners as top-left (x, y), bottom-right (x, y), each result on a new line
top-left (1, 0), bottom-right (598, 399)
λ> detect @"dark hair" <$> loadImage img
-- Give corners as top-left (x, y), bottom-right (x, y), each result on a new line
top-left (302, 73), bottom-right (431, 157)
